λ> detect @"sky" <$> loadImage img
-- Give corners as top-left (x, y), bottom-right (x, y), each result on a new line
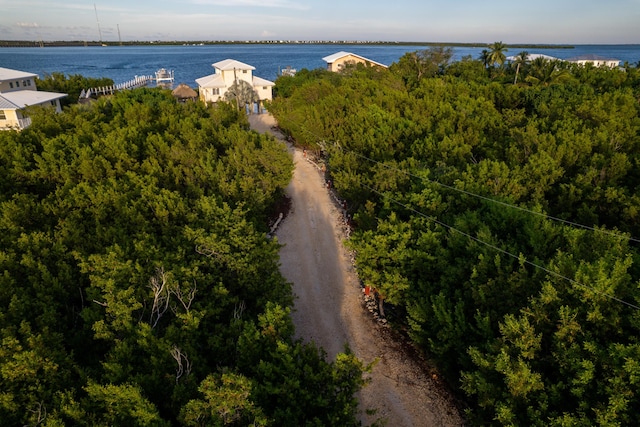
top-left (1, 0), bottom-right (639, 44)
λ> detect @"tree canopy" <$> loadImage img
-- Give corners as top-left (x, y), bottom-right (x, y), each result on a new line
top-left (269, 49), bottom-right (640, 426)
top-left (0, 88), bottom-right (368, 426)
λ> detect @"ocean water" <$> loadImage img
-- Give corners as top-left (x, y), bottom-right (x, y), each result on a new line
top-left (1, 44), bottom-right (639, 86)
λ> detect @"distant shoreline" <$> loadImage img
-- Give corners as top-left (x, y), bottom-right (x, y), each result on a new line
top-left (0, 40), bottom-right (577, 49)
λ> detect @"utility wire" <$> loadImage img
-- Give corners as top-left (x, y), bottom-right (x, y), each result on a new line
top-left (284, 121), bottom-right (640, 310)
top-left (345, 149), bottom-right (640, 244)
top-left (286, 120), bottom-right (639, 244)
top-left (361, 182), bottom-right (640, 311)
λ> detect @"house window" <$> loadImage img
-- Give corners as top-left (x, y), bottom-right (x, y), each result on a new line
top-left (9, 82), bottom-right (13, 88)
top-left (0, 110), bottom-right (6, 120)
top-left (16, 81), bottom-right (20, 87)
top-left (242, 70), bottom-right (247, 74)
top-left (23, 80), bottom-right (28, 86)
top-left (212, 88), bottom-right (220, 95)
top-left (263, 86), bottom-right (267, 90)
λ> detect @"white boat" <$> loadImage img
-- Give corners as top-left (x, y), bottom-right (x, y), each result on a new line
top-left (280, 66), bottom-right (296, 77)
top-left (155, 68), bottom-right (175, 83)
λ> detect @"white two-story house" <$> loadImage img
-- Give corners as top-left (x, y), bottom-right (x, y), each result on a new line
top-left (0, 67), bottom-right (67, 130)
top-left (195, 59), bottom-right (274, 108)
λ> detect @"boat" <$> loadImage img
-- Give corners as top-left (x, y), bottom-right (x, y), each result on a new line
top-left (280, 65), bottom-right (296, 77)
top-left (155, 68), bottom-right (175, 83)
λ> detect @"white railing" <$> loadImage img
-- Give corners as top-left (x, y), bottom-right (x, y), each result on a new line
top-left (80, 75), bottom-right (154, 99)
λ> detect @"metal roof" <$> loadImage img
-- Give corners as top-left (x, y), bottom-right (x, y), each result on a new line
top-left (212, 59), bottom-right (256, 71)
top-left (506, 53), bottom-right (559, 62)
top-left (195, 73), bottom-right (225, 88)
top-left (0, 90), bottom-right (66, 110)
top-left (252, 76), bottom-right (275, 86)
top-left (0, 67), bottom-right (38, 82)
top-left (566, 54), bottom-right (619, 62)
top-left (321, 51), bottom-right (388, 68)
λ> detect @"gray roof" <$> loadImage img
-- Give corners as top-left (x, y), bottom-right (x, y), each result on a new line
top-left (567, 54), bottom-right (619, 62)
top-left (0, 67), bottom-right (38, 81)
top-left (0, 90), bottom-right (67, 110)
top-left (506, 53), bottom-right (559, 62)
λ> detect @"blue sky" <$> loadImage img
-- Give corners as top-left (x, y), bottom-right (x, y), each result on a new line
top-left (1, 0), bottom-right (639, 44)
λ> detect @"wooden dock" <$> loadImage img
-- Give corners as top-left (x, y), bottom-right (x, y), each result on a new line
top-left (79, 75), bottom-right (154, 99)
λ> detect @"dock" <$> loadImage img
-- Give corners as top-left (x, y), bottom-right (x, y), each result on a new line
top-left (79, 75), bottom-right (154, 99)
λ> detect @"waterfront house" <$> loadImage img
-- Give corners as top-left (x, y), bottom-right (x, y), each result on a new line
top-left (566, 54), bottom-right (620, 68)
top-left (195, 59), bottom-right (274, 108)
top-left (0, 67), bottom-right (67, 130)
top-left (322, 51), bottom-right (388, 72)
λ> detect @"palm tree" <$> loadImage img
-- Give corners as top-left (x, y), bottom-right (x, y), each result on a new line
top-left (488, 41), bottom-right (508, 67)
top-left (224, 79), bottom-right (259, 112)
top-left (479, 49), bottom-right (491, 69)
top-left (525, 59), bottom-right (572, 86)
top-left (513, 51), bottom-right (529, 84)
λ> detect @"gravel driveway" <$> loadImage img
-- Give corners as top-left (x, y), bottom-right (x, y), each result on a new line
top-left (249, 113), bottom-right (465, 427)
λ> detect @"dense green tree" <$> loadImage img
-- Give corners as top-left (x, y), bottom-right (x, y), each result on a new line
top-left (0, 86), bottom-right (368, 426)
top-left (270, 51), bottom-right (640, 426)
top-left (390, 46), bottom-right (453, 89)
top-left (36, 72), bottom-right (114, 106)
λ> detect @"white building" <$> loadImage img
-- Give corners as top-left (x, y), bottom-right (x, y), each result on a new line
top-left (0, 67), bottom-right (67, 130)
top-left (195, 59), bottom-right (274, 106)
top-left (566, 54), bottom-right (620, 68)
top-left (506, 53), bottom-right (560, 62)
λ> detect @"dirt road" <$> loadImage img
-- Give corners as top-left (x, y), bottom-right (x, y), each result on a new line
top-left (249, 114), bottom-right (465, 427)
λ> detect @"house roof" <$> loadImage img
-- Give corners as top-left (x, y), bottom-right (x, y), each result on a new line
top-left (252, 76), bottom-right (275, 87)
top-left (567, 54), bottom-right (619, 62)
top-left (0, 67), bottom-right (38, 82)
top-left (321, 51), bottom-right (388, 68)
top-left (212, 59), bottom-right (256, 71)
top-left (506, 53), bottom-right (559, 62)
top-left (0, 90), bottom-right (67, 110)
top-left (172, 83), bottom-right (198, 99)
top-left (195, 73), bottom-right (226, 88)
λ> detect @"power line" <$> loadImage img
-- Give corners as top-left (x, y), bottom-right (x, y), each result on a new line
top-left (287, 119), bottom-right (639, 244)
top-left (344, 148), bottom-right (640, 244)
top-left (360, 182), bottom-right (640, 311)
top-left (281, 120), bottom-right (640, 310)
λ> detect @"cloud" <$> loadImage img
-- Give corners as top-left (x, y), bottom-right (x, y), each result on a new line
top-left (189, 0), bottom-right (309, 10)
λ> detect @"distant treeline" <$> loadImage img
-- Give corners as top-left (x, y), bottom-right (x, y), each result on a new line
top-left (0, 39), bottom-right (575, 49)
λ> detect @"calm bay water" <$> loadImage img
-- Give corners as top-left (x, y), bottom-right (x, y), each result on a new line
top-left (1, 44), bottom-right (639, 86)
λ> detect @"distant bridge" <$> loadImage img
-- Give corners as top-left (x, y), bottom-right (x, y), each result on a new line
top-left (79, 75), bottom-right (154, 99)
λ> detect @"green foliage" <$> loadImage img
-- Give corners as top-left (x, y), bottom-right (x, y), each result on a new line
top-left (0, 87), bottom-right (367, 425)
top-left (36, 72), bottom-right (114, 106)
top-left (270, 53), bottom-right (640, 425)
